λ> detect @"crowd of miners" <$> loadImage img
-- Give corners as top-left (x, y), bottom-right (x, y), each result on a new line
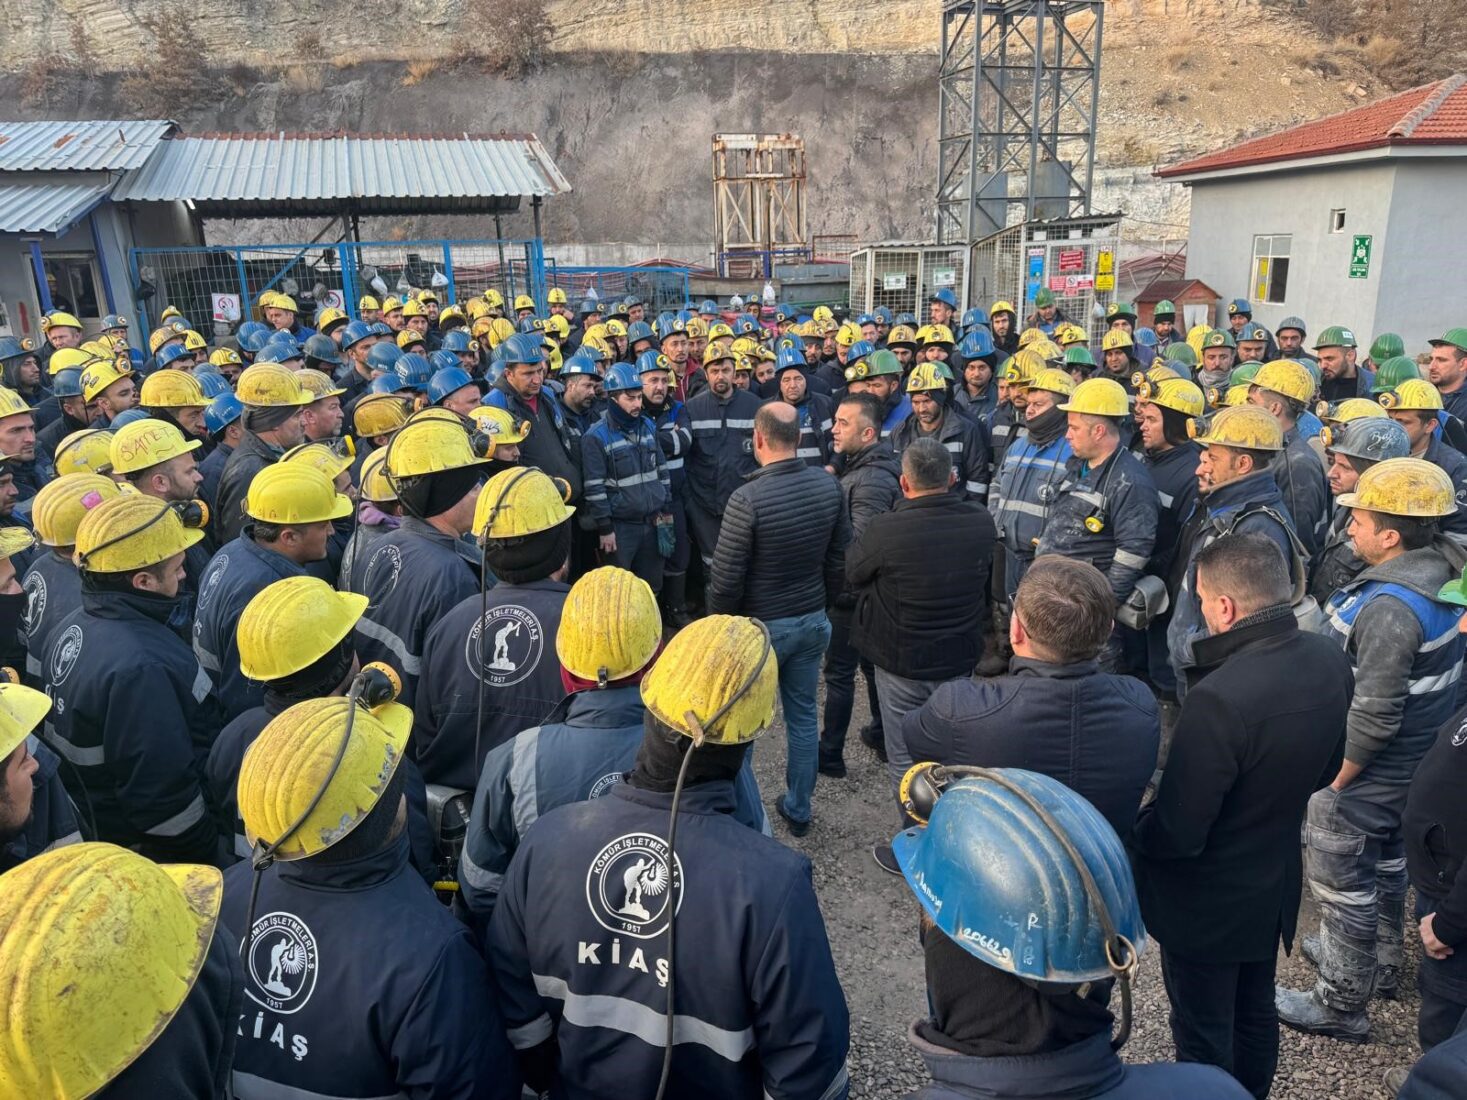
top-left (0, 282), bottom-right (1464, 1100)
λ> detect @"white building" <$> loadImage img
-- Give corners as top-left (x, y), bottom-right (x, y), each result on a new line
top-left (1157, 74), bottom-right (1467, 353)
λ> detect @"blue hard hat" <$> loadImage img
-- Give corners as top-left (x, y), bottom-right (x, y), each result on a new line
top-left (100, 313), bottom-right (129, 331)
top-left (440, 330), bottom-right (472, 353)
top-left (204, 392), bottom-right (244, 436)
top-left (428, 349), bottom-right (461, 374)
top-left (340, 320), bottom-right (374, 350)
top-left (775, 345), bottom-right (806, 372)
top-left (559, 351), bottom-right (602, 378)
top-left (484, 361), bottom-right (506, 387)
top-left (775, 303), bottom-right (796, 322)
top-left (427, 366), bottom-right (482, 405)
top-left (873, 306), bottom-right (894, 326)
top-left (699, 300), bottom-right (717, 314)
top-left (304, 332), bottom-right (342, 366)
top-left (659, 316), bottom-right (688, 343)
top-left (848, 340), bottom-right (875, 361)
top-left (263, 334), bottom-right (302, 360)
top-left (578, 298), bottom-right (599, 316)
top-left (959, 328), bottom-right (996, 361)
top-left (51, 367), bottom-right (84, 399)
top-left (110, 408), bottom-right (151, 430)
top-left (576, 342), bottom-right (608, 366)
top-left (734, 317), bottom-right (758, 336)
top-left (239, 328), bottom-right (271, 354)
top-left (603, 362), bottom-right (642, 393)
top-left (676, 309), bottom-right (695, 326)
top-left (0, 336), bottom-right (36, 363)
top-left (236, 321), bottom-right (267, 343)
top-left (893, 768), bottom-right (1146, 984)
top-left (517, 316), bottom-right (542, 334)
top-left (961, 307), bottom-right (990, 330)
top-left (635, 349), bottom-right (669, 376)
top-left (366, 343), bottom-right (403, 373)
top-left (194, 370), bottom-right (233, 399)
top-left (929, 288), bottom-right (959, 309)
top-left (502, 332), bottom-right (546, 365)
top-left (626, 320), bottom-right (655, 346)
top-left (367, 374), bottom-right (401, 396)
top-left (856, 313), bottom-right (875, 327)
top-left (155, 343), bottom-right (196, 369)
top-left (394, 353), bottom-right (433, 390)
top-left (1227, 298), bottom-right (1252, 317)
top-left (368, 322), bottom-right (394, 338)
top-left (1133, 327), bottom-right (1158, 348)
top-left (896, 311), bottom-right (918, 327)
top-left (654, 311), bottom-right (676, 334)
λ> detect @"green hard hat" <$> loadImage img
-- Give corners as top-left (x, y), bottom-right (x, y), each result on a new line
top-left (861, 348), bottom-right (903, 377)
top-left (1313, 324), bottom-right (1358, 350)
top-left (1438, 564), bottom-right (1467, 607)
top-left (1065, 346), bottom-right (1096, 367)
top-left (1369, 333), bottom-right (1405, 361)
top-left (1429, 327), bottom-right (1467, 354)
top-left (1164, 343), bottom-right (1199, 368)
top-left (1107, 301), bottom-right (1137, 320)
top-left (1153, 299), bottom-right (1177, 318)
top-left (1230, 362), bottom-right (1262, 386)
top-left (1034, 288), bottom-right (1056, 308)
top-left (1370, 355), bottom-right (1422, 394)
top-left (1201, 329), bottom-right (1236, 350)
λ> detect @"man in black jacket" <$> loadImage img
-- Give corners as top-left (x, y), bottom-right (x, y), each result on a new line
top-left (683, 354), bottom-right (762, 566)
top-left (846, 437), bottom-right (996, 872)
top-left (1131, 533), bottom-right (1351, 1100)
top-left (708, 402), bottom-right (849, 837)
top-left (819, 393), bottom-right (901, 778)
top-left (902, 555), bottom-right (1158, 840)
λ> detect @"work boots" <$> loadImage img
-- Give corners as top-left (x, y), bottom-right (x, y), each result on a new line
top-left (1275, 986), bottom-right (1370, 1042)
top-left (660, 572), bottom-right (693, 629)
top-left (1300, 934), bottom-right (1399, 998)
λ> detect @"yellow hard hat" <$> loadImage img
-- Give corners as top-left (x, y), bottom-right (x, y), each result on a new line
top-left (835, 322), bottom-right (862, 349)
top-left (1017, 327), bottom-right (1046, 350)
top-left (74, 493), bottom-right (205, 573)
top-left (603, 319), bottom-right (629, 339)
top-left (543, 314), bottom-right (570, 340)
top-left (353, 393), bottom-right (411, 438)
top-left (922, 324), bottom-right (956, 347)
top-left (0, 677), bottom-right (50, 762)
top-left (140, 369), bottom-right (208, 410)
top-left (401, 298), bottom-right (426, 320)
top-left (32, 473), bottom-right (123, 547)
top-left (731, 336), bottom-right (758, 359)
top-left (487, 317), bottom-right (516, 348)
top-left (1058, 377), bottom-right (1129, 417)
top-left (1027, 367), bottom-right (1077, 398)
top-left (358, 449), bottom-right (397, 503)
top-left (0, 528), bottom-right (34, 565)
top-left (238, 694), bottom-right (412, 861)
top-left (42, 310), bottom-right (83, 332)
top-left (513, 294), bottom-right (536, 312)
top-left (1055, 322), bottom-right (1089, 346)
top-left (282, 440), bottom-right (354, 481)
top-left (556, 566), bottom-right (661, 682)
top-left (1189, 404), bottom-right (1284, 450)
top-left (236, 362), bottom-right (313, 408)
top-left (990, 300), bottom-right (1016, 316)
top-left (271, 294), bottom-right (299, 314)
top-left (0, 387), bottom-right (30, 423)
top-left (1001, 349), bottom-right (1047, 387)
top-left (381, 296), bottom-right (403, 314)
top-left (109, 418), bottom-right (202, 475)
top-left (317, 307), bottom-right (348, 330)
top-left (396, 329), bottom-right (427, 351)
top-left (1210, 383), bottom-right (1252, 408)
top-left (1337, 456), bottom-right (1457, 518)
top-left (80, 340), bottom-right (113, 359)
top-left (238, 576), bottom-right (368, 682)
top-left (1029, 338), bottom-right (1063, 363)
top-left (812, 305), bottom-right (834, 323)
top-left (415, 290), bottom-right (438, 305)
top-left (1101, 329), bottom-right (1135, 352)
top-left (467, 406), bottom-right (531, 449)
top-left (684, 317), bottom-right (708, 339)
top-left (47, 347), bottom-right (100, 376)
top-left (548, 287), bottom-right (569, 305)
top-left (148, 321), bottom-right (189, 355)
top-left (466, 299), bottom-right (490, 321)
top-left (1379, 379), bottom-right (1444, 412)
top-left (1134, 366), bottom-right (1181, 386)
top-left (437, 305), bottom-right (466, 329)
top-left (160, 305), bottom-right (184, 322)
top-left (54, 428), bottom-right (115, 476)
top-left (484, 289), bottom-right (505, 310)
top-left (209, 347), bottom-right (243, 369)
top-left (702, 343), bottom-right (734, 366)
top-left (359, 295), bottom-right (381, 312)
top-left (182, 330), bottom-right (208, 353)
top-left (295, 367), bottom-right (346, 402)
top-left (906, 362), bottom-right (949, 394)
top-left (385, 417), bottom-right (490, 481)
top-left (245, 462), bottom-right (353, 525)
top-left (641, 614), bottom-right (776, 745)
top-left (1252, 359), bottom-right (1315, 403)
top-left (1135, 377), bottom-right (1205, 417)
top-left (79, 357), bottom-right (135, 402)
top-left (473, 466), bottom-right (575, 539)
top-left (1317, 397), bottom-right (1388, 424)
top-left (0, 843), bottom-right (221, 1099)
top-left (733, 355), bottom-right (756, 374)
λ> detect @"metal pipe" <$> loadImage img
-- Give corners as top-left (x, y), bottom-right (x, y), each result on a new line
top-left (88, 212), bottom-right (117, 314)
top-left (29, 241), bottom-right (52, 313)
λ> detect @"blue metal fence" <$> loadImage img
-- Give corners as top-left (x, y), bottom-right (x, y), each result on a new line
top-left (128, 238), bottom-right (547, 336)
top-left (547, 266), bottom-right (692, 315)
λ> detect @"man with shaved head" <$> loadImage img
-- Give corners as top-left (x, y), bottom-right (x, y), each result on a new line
top-left (709, 400), bottom-right (850, 837)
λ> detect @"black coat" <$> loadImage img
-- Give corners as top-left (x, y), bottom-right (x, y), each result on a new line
top-left (847, 492), bottom-right (996, 681)
top-left (1405, 704), bottom-right (1467, 947)
top-left (213, 430), bottom-right (282, 545)
top-left (903, 657), bottom-right (1159, 840)
top-left (1131, 609), bottom-right (1351, 961)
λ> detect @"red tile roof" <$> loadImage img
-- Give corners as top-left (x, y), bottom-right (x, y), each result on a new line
top-left (1157, 74), bottom-right (1467, 178)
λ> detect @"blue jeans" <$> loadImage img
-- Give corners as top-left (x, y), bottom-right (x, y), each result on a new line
top-left (767, 610), bottom-right (832, 824)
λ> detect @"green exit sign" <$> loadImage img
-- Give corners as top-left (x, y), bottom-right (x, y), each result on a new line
top-left (1349, 234), bottom-right (1372, 279)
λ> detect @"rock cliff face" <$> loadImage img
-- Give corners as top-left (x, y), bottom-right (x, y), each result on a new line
top-left (0, 0), bottom-right (1375, 249)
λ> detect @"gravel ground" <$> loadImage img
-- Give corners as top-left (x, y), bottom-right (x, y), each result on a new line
top-left (746, 685), bottom-right (1425, 1100)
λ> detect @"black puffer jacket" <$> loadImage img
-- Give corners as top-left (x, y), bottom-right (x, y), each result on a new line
top-left (706, 458), bottom-right (849, 621)
top-left (847, 492), bottom-right (997, 680)
top-left (213, 430), bottom-right (282, 544)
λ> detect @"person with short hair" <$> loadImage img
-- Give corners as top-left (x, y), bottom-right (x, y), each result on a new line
top-left (1134, 533), bottom-right (1350, 1099)
top-left (847, 437), bottom-right (996, 871)
top-left (903, 555), bottom-right (1158, 840)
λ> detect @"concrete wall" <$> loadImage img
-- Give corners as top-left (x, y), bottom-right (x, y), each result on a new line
top-left (1376, 159), bottom-right (1467, 352)
top-left (1183, 161), bottom-right (1397, 338)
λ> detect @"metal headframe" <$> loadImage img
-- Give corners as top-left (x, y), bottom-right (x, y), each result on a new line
top-left (712, 133), bottom-right (811, 279)
top-left (936, 0), bottom-right (1105, 245)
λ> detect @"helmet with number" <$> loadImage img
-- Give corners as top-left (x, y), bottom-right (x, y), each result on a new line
top-left (641, 614), bottom-right (775, 745)
top-left (893, 767), bottom-right (1145, 984)
top-left (33, 473), bottom-right (123, 548)
top-left (958, 328), bottom-right (996, 362)
top-left (1152, 299), bottom-right (1178, 320)
top-left (775, 344), bottom-right (807, 373)
top-left (625, 320), bottom-right (655, 347)
top-left (1338, 457), bottom-right (1456, 518)
top-left (1322, 417), bottom-right (1409, 465)
top-left (1058, 377), bottom-right (1128, 417)
top-left (1189, 404), bottom-right (1283, 451)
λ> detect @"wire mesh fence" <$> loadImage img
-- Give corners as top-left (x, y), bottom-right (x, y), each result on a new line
top-left (969, 217), bottom-right (1121, 342)
top-left (548, 267), bottom-right (692, 314)
top-left (849, 245), bottom-right (968, 317)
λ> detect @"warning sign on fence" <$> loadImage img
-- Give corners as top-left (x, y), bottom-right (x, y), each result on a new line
top-left (321, 290), bottom-right (345, 310)
top-left (211, 294), bottom-right (241, 323)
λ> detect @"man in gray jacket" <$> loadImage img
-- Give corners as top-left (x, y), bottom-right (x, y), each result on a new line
top-left (708, 402), bottom-right (849, 837)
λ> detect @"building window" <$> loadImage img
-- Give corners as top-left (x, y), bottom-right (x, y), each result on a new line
top-left (33, 253), bottom-right (101, 320)
top-left (1251, 235), bottom-right (1291, 305)
top-left (1329, 209), bottom-right (1346, 233)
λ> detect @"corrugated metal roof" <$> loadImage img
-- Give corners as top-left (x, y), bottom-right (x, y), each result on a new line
top-left (0, 120), bottom-right (175, 172)
top-left (111, 132), bottom-right (572, 213)
top-left (0, 178), bottom-right (111, 233)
